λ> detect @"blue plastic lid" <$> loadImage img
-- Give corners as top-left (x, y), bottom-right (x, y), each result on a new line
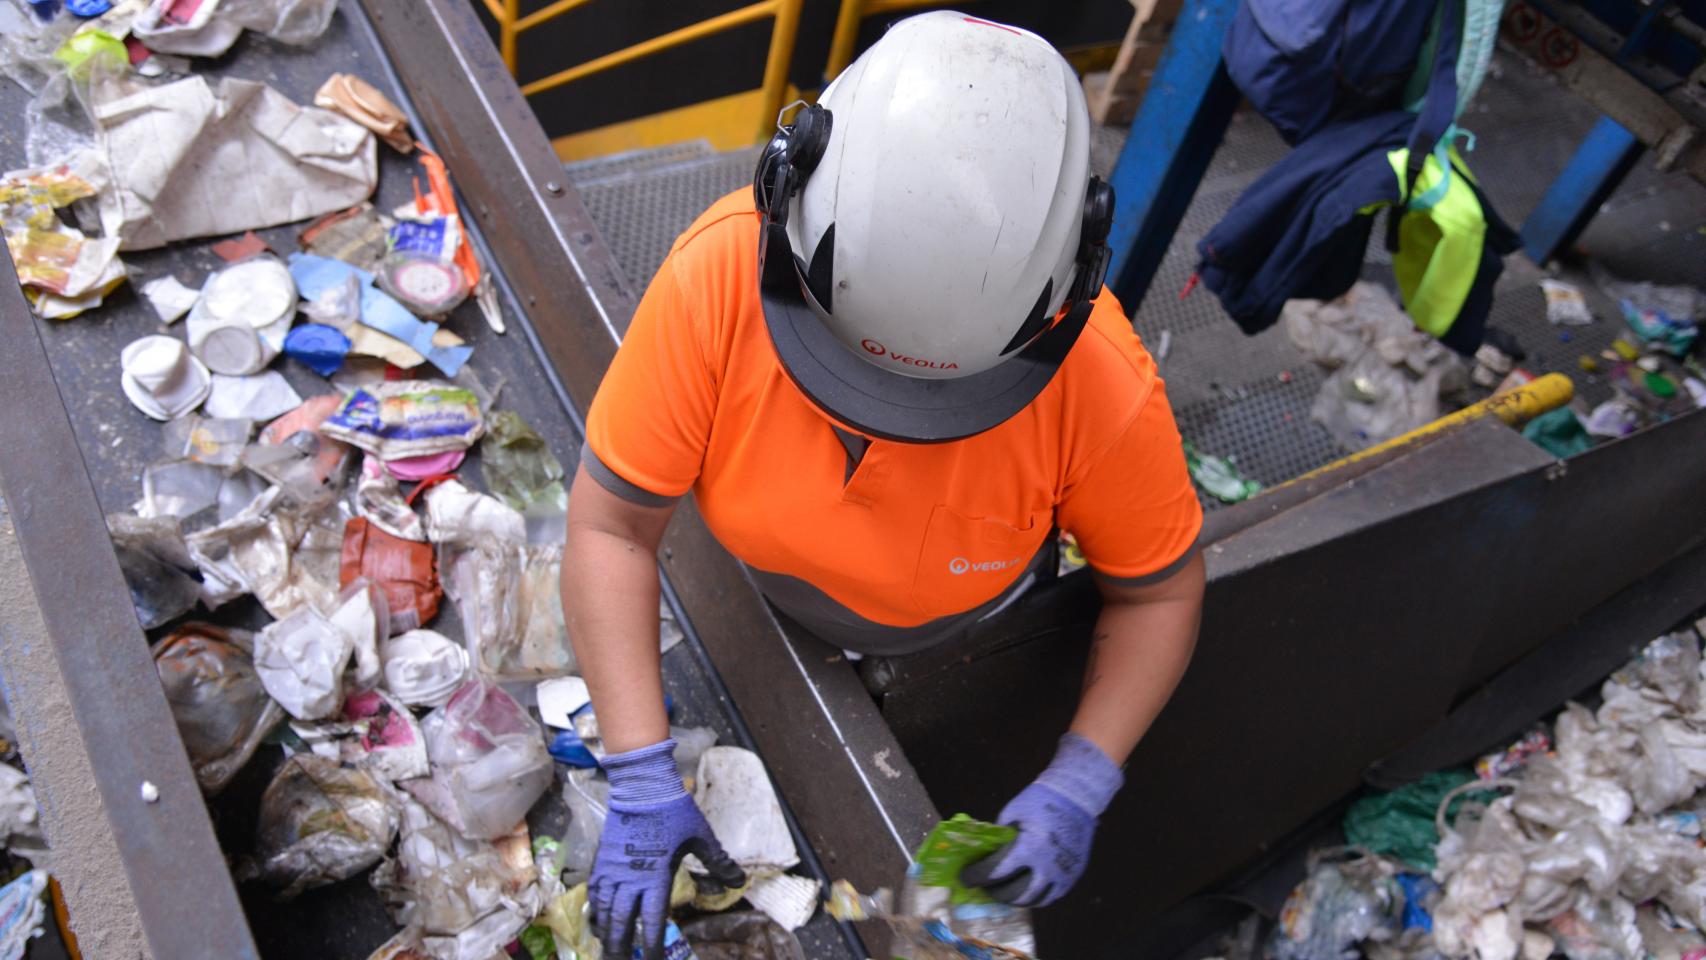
top-left (283, 323), bottom-right (351, 377)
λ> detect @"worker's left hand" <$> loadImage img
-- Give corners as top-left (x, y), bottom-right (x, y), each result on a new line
top-left (961, 733), bottom-right (1123, 907)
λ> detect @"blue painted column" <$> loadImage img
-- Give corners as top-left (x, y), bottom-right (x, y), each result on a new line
top-left (1105, 0), bottom-right (1243, 312)
top-left (1520, 115), bottom-right (1644, 265)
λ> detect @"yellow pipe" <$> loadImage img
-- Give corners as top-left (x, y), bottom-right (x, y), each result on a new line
top-left (758, 0), bottom-right (805, 140)
top-left (515, 0), bottom-right (598, 34)
top-left (1291, 373), bottom-right (1575, 484)
top-left (520, 0), bottom-right (778, 98)
top-left (825, 0), bottom-right (865, 82)
top-left (478, 0), bottom-right (505, 29)
top-left (500, 0), bottom-right (519, 73)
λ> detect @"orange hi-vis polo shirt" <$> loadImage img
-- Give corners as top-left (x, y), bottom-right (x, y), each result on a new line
top-left (584, 190), bottom-right (1202, 654)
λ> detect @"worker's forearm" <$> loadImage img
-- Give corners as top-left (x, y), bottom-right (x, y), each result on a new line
top-left (562, 513), bottom-right (671, 755)
top-left (1069, 560), bottom-right (1204, 765)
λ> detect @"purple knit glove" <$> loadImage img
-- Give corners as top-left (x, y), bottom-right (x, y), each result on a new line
top-left (960, 733), bottom-right (1124, 907)
top-left (591, 738), bottom-right (746, 960)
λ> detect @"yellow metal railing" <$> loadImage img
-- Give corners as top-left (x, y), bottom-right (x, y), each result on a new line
top-left (826, 0), bottom-right (953, 81)
top-left (1289, 373), bottom-right (1576, 486)
top-left (485, 0), bottom-right (804, 143)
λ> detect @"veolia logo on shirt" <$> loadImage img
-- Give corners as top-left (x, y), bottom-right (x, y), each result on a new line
top-left (949, 556), bottom-right (1024, 575)
top-left (861, 338), bottom-right (960, 371)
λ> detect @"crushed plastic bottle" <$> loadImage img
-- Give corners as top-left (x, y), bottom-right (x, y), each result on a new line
top-left (1184, 439), bottom-right (1262, 503)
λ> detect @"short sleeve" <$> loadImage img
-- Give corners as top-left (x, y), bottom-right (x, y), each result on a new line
top-left (583, 256), bottom-right (718, 502)
top-left (1057, 377), bottom-right (1203, 584)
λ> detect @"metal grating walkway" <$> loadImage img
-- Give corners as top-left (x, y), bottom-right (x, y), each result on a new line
top-left (567, 51), bottom-right (1706, 508)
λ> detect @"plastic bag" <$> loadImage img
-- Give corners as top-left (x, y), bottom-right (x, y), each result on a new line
top-left (1343, 770), bottom-right (1477, 871)
top-left (153, 623), bottom-right (284, 793)
top-left (247, 754), bottom-right (398, 899)
top-left (371, 795), bottom-right (540, 936)
top-left (1268, 849), bottom-right (1401, 960)
top-left (405, 678), bottom-right (553, 840)
top-left (559, 768), bottom-right (609, 886)
top-left (226, 491), bottom-right (350, 619)
top-left (1285, 283), bottom-right (1428, 370)
top-left (254, 395), bottom-right (354, 501)
top-left (1311, 350), bottom-right (1445, 451)
top-left (162, 415), bottom-right (253, 467)
top-left (540, 884), bottom-right (603, 960)
top-left (109, 512), bottom-right (202, 629)
top-left (443, 541), bottom-right (572, 681)
top-left (1522, 408), bottom-right (1593, 459)
top-left (478, 411), bottom-right (567, 515)
top-left (140, 460), bottom-right (226, 523)
top-left (217, 0), bottom-right (339, 46)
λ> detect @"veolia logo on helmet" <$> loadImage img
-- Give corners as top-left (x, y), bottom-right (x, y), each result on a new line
top-left (860, 339), bottom-right (960, 371)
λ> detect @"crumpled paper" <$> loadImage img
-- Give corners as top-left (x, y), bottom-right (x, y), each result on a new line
top-left (93, 75), bottom-right (376, 250)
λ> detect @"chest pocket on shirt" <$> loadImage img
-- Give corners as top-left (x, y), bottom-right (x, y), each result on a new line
top-left (912, 504), bottom-right (1051, 621)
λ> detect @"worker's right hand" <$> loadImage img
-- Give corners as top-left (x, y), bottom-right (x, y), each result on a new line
top-left (591, 738), bottom-right (747, 960)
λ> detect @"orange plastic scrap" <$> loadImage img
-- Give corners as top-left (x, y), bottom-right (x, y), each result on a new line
top-left (412, 149), bottom-right (481, 290)
top-left (340, 517), bottom-right (441, 633)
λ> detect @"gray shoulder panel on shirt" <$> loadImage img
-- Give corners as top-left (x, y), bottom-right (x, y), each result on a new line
top-left (1090, 536), bottom-right (1201, 588)
top-left (582, 448), bottom-right (680, 508)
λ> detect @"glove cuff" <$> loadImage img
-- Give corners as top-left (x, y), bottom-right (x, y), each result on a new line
top-left (603, 737), bottom-right (687, 806)
top-left (1036, 732), bottom-right (1123, 818)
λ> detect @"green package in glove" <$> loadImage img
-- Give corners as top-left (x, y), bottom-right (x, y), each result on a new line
top-left (914, 814), bottom-right (1018, 906)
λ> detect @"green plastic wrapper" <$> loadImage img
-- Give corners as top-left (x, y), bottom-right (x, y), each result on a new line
top-left (1342, 769), bottom-right (1476, 870)
top-left (914, 814), bottom-right (1017, 906)
top-left (1184, 440), bottom-right (1261, 503)
top-left (520, 924), bottom-right (558, 960)
top-left (1521, 407), bottom-right (1592, 459)
top-left (480, 410), bottom-right (568, 514)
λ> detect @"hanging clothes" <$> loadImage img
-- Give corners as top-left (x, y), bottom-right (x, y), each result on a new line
top-left (1195, 110), bottom-right (1516, 356)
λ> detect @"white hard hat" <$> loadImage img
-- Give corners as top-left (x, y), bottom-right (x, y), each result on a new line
top-left (755, 10), bottom-right (1113, 443)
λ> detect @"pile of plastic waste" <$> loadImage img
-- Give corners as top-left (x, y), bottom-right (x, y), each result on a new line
top-left (1264, 619), bottom-right (1706, 960)
top-left (1, 2), bottom-right (823, 957)
top-left (1284, 282), bottom-right (1468, 451)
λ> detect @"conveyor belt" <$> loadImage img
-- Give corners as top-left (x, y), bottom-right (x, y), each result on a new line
top-left (0, 3), bottom-right (864, 956)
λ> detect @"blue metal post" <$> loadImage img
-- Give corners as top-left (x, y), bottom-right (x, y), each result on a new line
top-left (1520, 115), bottom-right (1644, 265)
top-left (1105, 0), bottom-right (1242, 312)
